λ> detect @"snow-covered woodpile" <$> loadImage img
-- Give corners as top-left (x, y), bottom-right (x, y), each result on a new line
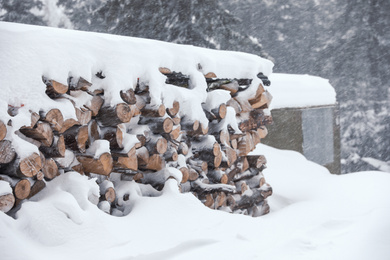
top-left (0, 22), bottom-right (274, 217)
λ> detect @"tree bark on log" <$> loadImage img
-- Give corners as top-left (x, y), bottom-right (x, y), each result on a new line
top-left (19, 121), bottom-right (53, 147)
top-left (96, 103), bottom-right (133, 127)
top-left (145, 136), bottom-right (168, 155)
top-left (141, 104), bottom-right (166, 117)
top-left (138, 117), bottom-right (174, 134)
top-left (28, 180), bottom-right (46, 199)
top-left (39, 135), bottom-right (66, 158)
top-left (63, 125), bottom-right (89, 153)
top-left (0, 140), bottom-right (16, 164)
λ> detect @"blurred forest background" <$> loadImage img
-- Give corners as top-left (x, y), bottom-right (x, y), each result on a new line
top-left (1, 0), bottom-right (389, 173)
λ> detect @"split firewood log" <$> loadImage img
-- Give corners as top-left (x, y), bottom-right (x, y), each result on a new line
top-left (136, 146), bottom-right (150, 166)
top-left (250, 91), bottom-right (273, 109)
top-left (113, 147), bottom-right (138, 171)
top-left (251, 200), bottom-right (270, 217)
top-left (40, 108), bottom-right (64, 132)
top-left (59, 118), bottom-right (80, 134)
top-left (0, 192), bottom-right (15, 213)
top-left (166, 101), bottom-right (180, 117)
top-left (63, 125), bottom-right (89, 153)
top-left (204, 72), bottom-right (217, 79)
top-left (233, 168), bottom-right (260, 182)
top-left (186, 159), bottom-right (208, 173)
top-left (77, 152), bottom-right (113, 176)
top-left (145, 136), bottom-right (168, 155)
top-left (0, 140), bottom-right (16, 165)
top-left (257, 127), bottom-right (268, 139)
top-left (180, 167), bottom-right (190, 183)
top-left (138, 117), bottom-right (174, 134)
top-left (180, 119), bottom-right (199, 132)
top-left (135, 93), bottom-right (150, 110)
top-left (13, 179), bottom-right (32, 200)
top-left (88, 120), bottom-right (100, 144)
top-left (43, 78), bottom-right (68, 99)
top-left (232, 188), bottom-right (267, 210)
top-left (39, 135), bottom-right (66, 158)
top-left (84, 95), bottom-right (104, 117)
top-left (188, 167), bottom-right (200, 181)
top-left (220, 146), bottom-right (238, 168)
top-left (1, 153), bottom-right (42, 178)
top-left (178, 142), bottom-right (189, 156)
top-left (99, 180), bottom-right (116, 203)
top-left (41, 157), bottom-right (59, 180)
top-left (203, 193), bottom-right (214, 208)
top-left (247, 83), bottom-right (265, 106)
top-left (19, 121), bottom-right (53, 147)
top-left (96, 103), bottom-right (133, 127)
top-left (101, 126), bottom-right (124, 150)
top-left (28, 180), bottom-right (46, 199)
top-left (166, 125), bottom-right (181, 141)
top-left (141, 103), bottom-right (166, 117)
top-left (226, 98), bottom-right (242, 115)
top-left (75, 107), bottom-right (92, 126)
top-left (120, 88), bottom-right (137, 105)
top-left (207, 169), bottom-right (228, 184)
top-left (187, 123), bottom-right (208, 136)
top-left (214, 191), bottom-right (227, 209)
top-left (0, 120), bottom-right (7, 141)
top-left (204, 103), bottom-right (227, 121)
top-left (68, 76), bottom-right (92, 91)
top-left (138, 154), bottom-right (165, 171)
top-left (246, 155), bottom-right (267, 169)
top-left (163, 146), bottom-right (178, 162)
top-left (190, 180), bottom-right (236, 196)
top-left (238, 108), bottom-right (269, 132)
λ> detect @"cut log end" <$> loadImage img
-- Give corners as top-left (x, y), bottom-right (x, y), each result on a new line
top-left (14, 179), bottom-right (31, 200)
top-left (0, 193), bottom-right (15, 213)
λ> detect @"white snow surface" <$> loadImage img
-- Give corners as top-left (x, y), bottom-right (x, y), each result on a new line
top-left (1, 144), bottom-right (389, 260)
top-left (268, 73), bottom-right (337, 109)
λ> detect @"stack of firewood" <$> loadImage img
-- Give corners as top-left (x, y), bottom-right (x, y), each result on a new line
top-left (0, 66), bottom-right (273, 217)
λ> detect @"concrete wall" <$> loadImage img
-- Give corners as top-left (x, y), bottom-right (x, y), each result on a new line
top-left (261, 105), bottom-right (341, 174)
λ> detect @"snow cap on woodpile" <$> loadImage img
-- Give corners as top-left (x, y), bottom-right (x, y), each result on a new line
top-left (268, 73), bottom-right (337, 110)
top-left (0, 21), bottom-right (273, 130)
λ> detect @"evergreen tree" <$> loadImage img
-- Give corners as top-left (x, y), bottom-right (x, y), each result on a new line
top-left (90, 0), bottom-right (269, 58)
top-left (0, 0), bottom-right (45, 25)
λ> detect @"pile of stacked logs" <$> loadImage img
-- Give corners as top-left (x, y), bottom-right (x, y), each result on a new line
top-left (0, 66), bottom-right (273, 217)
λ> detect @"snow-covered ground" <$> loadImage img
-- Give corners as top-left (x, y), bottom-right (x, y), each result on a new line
top-left (1, 144), bottom-right (389, 260)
